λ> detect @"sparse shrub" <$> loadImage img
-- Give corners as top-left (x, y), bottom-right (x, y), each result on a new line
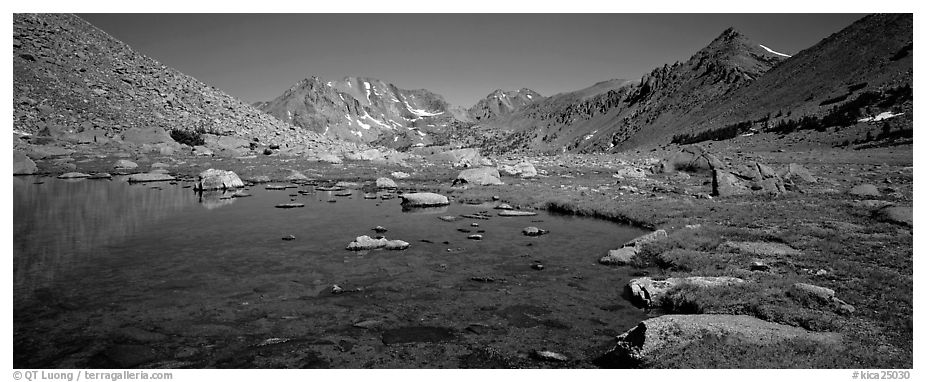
top-left (169, 127), bottom-right (205, 146)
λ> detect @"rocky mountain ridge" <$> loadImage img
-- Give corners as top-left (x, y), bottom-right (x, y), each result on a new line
top-left (13, 13), bottom-right (373, 161)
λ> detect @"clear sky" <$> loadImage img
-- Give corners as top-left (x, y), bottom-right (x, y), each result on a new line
top-left (78, 13), bottom-right (865, 107)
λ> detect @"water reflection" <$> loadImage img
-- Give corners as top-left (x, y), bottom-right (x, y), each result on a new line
top-left (197, 190), bottom-right (237, 210)
top-left (13, 176), bottom-right (197, 303)
top-left (401, 205), bottom-right (450, 214)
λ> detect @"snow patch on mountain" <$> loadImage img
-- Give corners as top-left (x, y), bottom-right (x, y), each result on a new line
top-left (759, 44), bottom-right (791, 58)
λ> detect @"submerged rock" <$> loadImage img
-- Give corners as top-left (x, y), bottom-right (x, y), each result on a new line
top-left (400, 192), bottom-right (450, 207)
top-left (498, 210), bottom-right (537, 217)
top-left (127, 172), bottom-right (175, 183)
top-left (195, 169), bottom-right (244, 191)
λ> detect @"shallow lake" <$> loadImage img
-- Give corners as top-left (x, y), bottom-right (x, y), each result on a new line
top-left (13, 175), bottom-right (649, 368)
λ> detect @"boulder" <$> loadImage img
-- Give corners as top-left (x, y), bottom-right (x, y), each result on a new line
top-left (501, 162), bottom-right (538, 178)
top-left (399, 192), bottom-right (450, 207)
top-left (127, 172), bottom-right (175, 183)
top-left (113, 159), bottom-right (138, 170)
top-left (286, 170), bottom-right (309, 181)
top-left (849, 184), bottom-right (880, 197)
top-left (346, 235), bottom-right (388, 250)
top-left (595, 314), bottom-right (842, 368)
top-left (435, 148), bottom-right (482, 168)
top-left (600, 230), bottom-right (667, 265)
top-left (624, 229), bottom-right (668, 248)
top-left (13, 151), bottom-right (37, 175)
top-left (456, 167), bottom-right (504, 186)
top-left (656, 145), bottom-right (725, 173)
top-left (615, 167), bottom-right (647, 179)
top-left (376, 177), bottom-right (397, 188)
top-left (522, 227), bottom-right (548, 236)
top-left (391, 171), bottom-right (411, 179)
top-left (712, 162), bottom-right (786, 197)
top-left (873, 206), bottom-right (912, 227)
top-left (599, 247), bottom-right (639, 265)
top-left (779, 163), bottom-right (817, 183)
top-left (194, 169), bottom-right (244, 190)
top-left (627, 276), bottom-right (745, 308)
top-left (192, 146), bottom-right (214, 156)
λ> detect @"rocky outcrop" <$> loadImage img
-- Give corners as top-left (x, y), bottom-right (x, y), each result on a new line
top-left (595, 314), bottom-right (842, 368)
top-left (627, 276), bottom-right (745, 308)
top-left (399, 192), bottom-right (450, 207)
top-left (712, 162), bottom-right (786, 197)
top-left (13, 151), bottom-right (37, 175)
top-left (194, 169), bottom-right (244, 191)
top-left (456, 167), bottom-right (503, 186)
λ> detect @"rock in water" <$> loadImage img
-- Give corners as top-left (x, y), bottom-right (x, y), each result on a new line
top-left (127, 172), bottom-right (175, 183)
top-left (13, 151), bottom-right (38, 175)
top-left (195, 169), bottom-right (244, 190)
top-left (595, 314), bottom-right (843, 368)
top-left (400, 192), bottom-right (450, 207)
top-left (57, 172), bottom-right (90, 179)
top-left (385, 240), bottom-right (410, 250)
top-left (522, 227), bottom-right (548, 236)
top-left (456, 167), bottom-right (504, 186)
top-left (498, 210), bottom-right (537, 217)
top-left (376, 177), bottom-right (397, 188)
top-left (275, 203), bottom-right (305, 208)
top-left (346, 235), bottom-right (388, 250)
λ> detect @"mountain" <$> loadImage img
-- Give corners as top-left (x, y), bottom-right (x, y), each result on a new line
top-left (475, 27), bottom-right (786, 154)
top-left (680, 13), bottom-right (913, 136)
top-left (468, 88), bottom-right (544, 121)
top-left (256, 76), bottom-right (472, 149)
top-left (13, 13), bottom-right (348, 155)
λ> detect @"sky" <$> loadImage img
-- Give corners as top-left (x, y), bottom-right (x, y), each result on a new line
top-left (78, 13), bottom-right (865, 107)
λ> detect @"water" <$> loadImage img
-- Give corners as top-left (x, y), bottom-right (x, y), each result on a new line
top-left (13, 176), bottom-right (649, 368)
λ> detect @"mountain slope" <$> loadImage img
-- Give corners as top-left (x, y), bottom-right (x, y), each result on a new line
top-left (476, 28), bottom-right (785, 154)
top-left (257, 76), bottom-right (472, 149)
top-left (13, 13), bottom-right (350, 155)
top-left (681, 13), bottom-right (913, 136)
top-left (468, 88), bottom-right (544, 121)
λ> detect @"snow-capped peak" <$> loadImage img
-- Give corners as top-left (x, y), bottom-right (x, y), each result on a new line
top-left (759, 44), bottom-right (791, 58)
